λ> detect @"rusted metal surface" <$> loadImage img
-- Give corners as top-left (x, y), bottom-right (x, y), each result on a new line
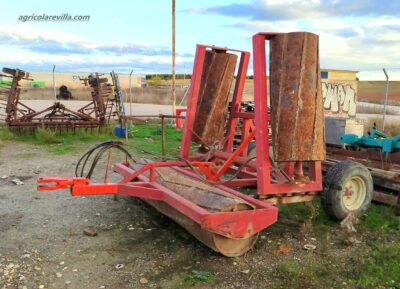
top-left (0, 68), bottom-right (115, 129)
top-left (193, 50), bottom-right (237, 146)
top-left (0, 68), bottom-right (28, 124)
top-left (270, 32), bottom-right (325, 161)
top-left (78, 73), bottom-right (115, 124)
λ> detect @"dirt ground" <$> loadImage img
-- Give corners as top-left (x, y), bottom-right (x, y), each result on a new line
top-left (0, 140), bottom-right (399, 289)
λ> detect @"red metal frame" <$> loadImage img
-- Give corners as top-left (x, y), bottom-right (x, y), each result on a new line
top-left (175, 108), bottom-right (186, 129)
top-left (180, 45), bottom-right (251, 159)
top-left (252, 33), bottom-right (322, 195)
top-left (177, 40), bottom-right (322, 196)
top-left (38, 162), bottom-right (278, 239)
top-left (37, 36), bottom-right (324, 246)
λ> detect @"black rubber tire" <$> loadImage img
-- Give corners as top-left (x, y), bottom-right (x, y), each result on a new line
top-left (247, 142), bottom-right (276, 166)
top-left (247, 142), bottom-right (256, 158)
top-left (321, 160), bottom-right (373, 220)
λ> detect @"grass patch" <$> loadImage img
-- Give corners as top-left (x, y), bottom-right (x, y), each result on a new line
top-left (127, 123), bottom-right (184, 159)
top-left (182, 270), bottom-right (215, 287)
top-left (274, 258), bottom-right (329, 289)
top-left (35, 127), bottom-right (63, 144)
top-left (275, 200), bottom-right (336, 231)
top-left (348, 242), bottom-right (400, 288)
top-left (0, 125), bottom-right (115, 155)
top-left (0, 123), bottom-right (185, 157)
top-left (359, 203), bottom-right (400, 233)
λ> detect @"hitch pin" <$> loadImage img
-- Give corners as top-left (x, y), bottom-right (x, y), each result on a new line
top-left (37, 177), bottom-right (88, 191)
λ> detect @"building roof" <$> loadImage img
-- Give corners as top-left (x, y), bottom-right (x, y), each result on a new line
top-left (321, 68), bottom-right (359, 73)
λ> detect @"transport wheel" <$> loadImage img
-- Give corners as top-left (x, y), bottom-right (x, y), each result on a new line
top-left (247, 142), bottom-right (256, 158)
top-left (321, 160), bottom-right (373, 220)
top-left (247, 142), bottom-right (276, 166)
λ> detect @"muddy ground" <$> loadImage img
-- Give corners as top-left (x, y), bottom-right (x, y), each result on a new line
top-left (0, 140), bottom-right (399, 289)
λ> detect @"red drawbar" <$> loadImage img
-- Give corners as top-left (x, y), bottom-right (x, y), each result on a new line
top-left (37, 161), bottom-right (278, 239)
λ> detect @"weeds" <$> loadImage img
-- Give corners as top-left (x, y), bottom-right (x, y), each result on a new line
top-left (347, 242), bottom-right (400, 288)
top-left (359, 203), bottom-right (400, 233)
top-left (183, 270), bottom-right (215, 286)
top-left (275, 258), bottom-right (329, 289)
top-left (1, 123), bottom-right (399, 289)
top-left (0, 125), bottom-right (115, 155)
top-left (35, 127), bottom-right (62, 144)
top-left (0, 123), bottom-right (185, 157)
top-left (127, 123), bottom-right (183, 158)
top-left (362, 116), bottom-right (400, 136)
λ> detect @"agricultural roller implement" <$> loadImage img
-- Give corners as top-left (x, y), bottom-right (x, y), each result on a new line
top-left (37, 32), bottom-right (373, 256)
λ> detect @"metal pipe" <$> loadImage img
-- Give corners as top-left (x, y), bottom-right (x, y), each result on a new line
top-left (172, 0), bottom-right (176, 117)
top-left (212, 150), bottom-right (257, 170)
top-left (120, 114), bottom-right (185, 119)
top-left (382, 68), bottom-right (389, 132)
top-left (52, 65), bottom-right (56, 101)
top-left (161, 115), bottom-right (166, 160)
top-left (129, 69), bottom-right (133, 115)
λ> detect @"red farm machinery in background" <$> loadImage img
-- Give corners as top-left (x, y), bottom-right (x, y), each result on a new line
top-left (0, 69), bottom-right (115, 130)
top-left (37, 32), bottom-right (373, 257)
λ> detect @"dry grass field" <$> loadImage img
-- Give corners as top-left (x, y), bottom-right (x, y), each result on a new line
top-left (358, 81), bottom-right (400, 105)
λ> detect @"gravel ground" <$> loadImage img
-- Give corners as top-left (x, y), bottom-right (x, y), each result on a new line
top-left (15, 100), bottom-right (180, 117)
top-left (1, 140), bottom-right (398, 289)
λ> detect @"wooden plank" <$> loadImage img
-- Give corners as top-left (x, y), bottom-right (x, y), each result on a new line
top-left (373, 191), bottom-right (398, 206)
top-left (155, 166), bottom-right (253, 213)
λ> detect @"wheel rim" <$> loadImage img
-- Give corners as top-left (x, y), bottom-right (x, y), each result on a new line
top-left (342, 176), bottom-right (366, 210)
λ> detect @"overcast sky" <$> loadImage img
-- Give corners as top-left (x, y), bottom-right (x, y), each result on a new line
top-left (1, 0), bottom-right (400, 80)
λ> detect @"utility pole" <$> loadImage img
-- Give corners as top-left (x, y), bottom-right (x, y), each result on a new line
top-left (52, 65), bottom-right (56, 100)
top-left (172, 0), bottom-right (176, 116)
top-left (129, 69), bottom-right (133, 115)
top-left (382, 68), bottom-right (389, 132)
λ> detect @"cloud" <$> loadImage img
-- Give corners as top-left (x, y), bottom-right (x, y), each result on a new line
top-left (232, 20), bottom-right (302, 32)
top-left (0, 44), bottom-right (193, 74)
top-left (0, 25), bottom-right (174, 56)
top-left (191, 0), bottom-right (400, 20)
top-left (0, 25), bottom-right (193, 73)
top-left (190, 0), bottom-right (400, 73)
